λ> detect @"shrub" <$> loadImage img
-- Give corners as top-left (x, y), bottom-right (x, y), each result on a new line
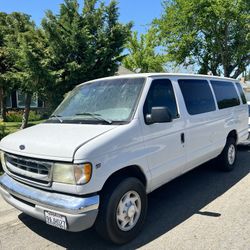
top-left (6, 111), bottom-right (23, 122)
top-left (0, 121), bottom-right (6, 140)
top-left (29, 111), bottom-right (42, 121)
top-left (6, 110), bottom-right (42, 122)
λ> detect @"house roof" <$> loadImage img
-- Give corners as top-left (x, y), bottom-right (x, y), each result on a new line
top-left (116, 65), bottom-right (134, 75)
top-left (241, 81), bottom-right (250, 91)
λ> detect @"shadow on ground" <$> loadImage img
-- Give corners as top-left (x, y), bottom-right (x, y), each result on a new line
top-left (19, 147), bottom-right (250, 250)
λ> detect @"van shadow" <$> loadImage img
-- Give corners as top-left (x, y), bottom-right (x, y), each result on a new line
top-left (19, 147), bottom-right (250, 250)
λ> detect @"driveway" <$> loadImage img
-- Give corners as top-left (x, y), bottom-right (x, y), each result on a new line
top-left (0, 147), bottom-right (249, 250)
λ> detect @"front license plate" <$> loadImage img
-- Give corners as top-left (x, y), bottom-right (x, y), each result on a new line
top-left (44, 211), bottom-right (67, 230)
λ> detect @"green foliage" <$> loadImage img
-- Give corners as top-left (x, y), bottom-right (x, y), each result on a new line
top-left (0, 1), bottom-right (131, 127)
top-left (0, 12), bottom-right (51, 128)
top-left (6, 110), bottom-right (42, 122)
top-left (0, 121), bottom-right (6, 140)
top-left (1, 13), bottom-right (35, 88)
top-left (42, 0), bottom-right (132, 97)
top-left (15, 30), bottom-right (52, 95)
top-left (123, 29), bottom-right (166, 73)
top-left (4, 13), bottom-right (52, 98)
top-left (0, 13), bottom-right (16, 89)
top-left (155, 0), bottom-right (250, 78)
top-left (0, 12), bottom-right (21, 122)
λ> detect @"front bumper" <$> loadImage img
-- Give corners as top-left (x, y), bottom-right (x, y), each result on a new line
top-left (0, 174), bottom-right (99, 232)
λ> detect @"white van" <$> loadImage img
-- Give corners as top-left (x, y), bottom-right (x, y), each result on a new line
top-left (248, 101), bottom-right (250, 133)
top-left (0, 74), bottom-right (248, 244)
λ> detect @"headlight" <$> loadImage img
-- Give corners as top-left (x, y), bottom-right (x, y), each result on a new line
top-left (53, 163), bottom-right (92, 185)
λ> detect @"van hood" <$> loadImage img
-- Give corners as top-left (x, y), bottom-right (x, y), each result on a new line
top-left (0, 123), bottom-right (117, 161)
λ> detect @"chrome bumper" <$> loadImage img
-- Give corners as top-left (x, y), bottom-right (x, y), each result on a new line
top-left (0, 174), bottom-right (99, 232)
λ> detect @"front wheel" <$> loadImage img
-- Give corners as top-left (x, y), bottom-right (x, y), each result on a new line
top-left (95, 177), bottom-right (147, 244)
top-left (218, 137), bottom-right (237, 171)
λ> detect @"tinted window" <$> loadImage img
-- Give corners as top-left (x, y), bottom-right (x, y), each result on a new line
top-left (178, 79), bottom-right (216, 115)
top-left (235, 82), bottom-right (247, 104)
top-left (144, 79), bottom-right (178, 119)
top-left (211, 81), bottom-right (240, 109)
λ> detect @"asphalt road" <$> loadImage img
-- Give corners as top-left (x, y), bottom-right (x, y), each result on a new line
top-left (0, 147), bottom-right (249, 250)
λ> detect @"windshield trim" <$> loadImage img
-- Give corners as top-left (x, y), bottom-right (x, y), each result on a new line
top-left (45, 118), bottom-right (128, 125)
top-left (125, 77), bottom-right (146, 123)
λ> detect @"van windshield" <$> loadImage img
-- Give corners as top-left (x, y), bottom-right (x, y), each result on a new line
top-left (49, 77), bottom-right (145, 124)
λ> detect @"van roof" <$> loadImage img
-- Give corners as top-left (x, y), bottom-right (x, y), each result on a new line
top-left (83, 73), bottom-right (239, 85)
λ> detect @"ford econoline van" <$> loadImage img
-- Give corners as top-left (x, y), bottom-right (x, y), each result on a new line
top-left (0, 74), bottom-right (248, 244)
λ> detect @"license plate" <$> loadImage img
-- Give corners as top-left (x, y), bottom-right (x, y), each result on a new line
top-left (44, 211), bottom-right (67, 230)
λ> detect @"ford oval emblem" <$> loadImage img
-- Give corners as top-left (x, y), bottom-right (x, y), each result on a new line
top-left (19, 145), bottom-right (25, 150)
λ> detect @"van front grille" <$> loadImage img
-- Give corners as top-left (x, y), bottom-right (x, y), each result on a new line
top-left (4, 153), bottom-right (53, 187)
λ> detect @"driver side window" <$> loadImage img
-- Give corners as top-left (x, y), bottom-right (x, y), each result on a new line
top-left (143, 79), bottom-right (179, 120)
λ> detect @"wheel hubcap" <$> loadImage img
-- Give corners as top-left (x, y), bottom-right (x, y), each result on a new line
top-left (127, 205), bottom-right (136, 218)
top-left (228, 144), bottom-right (236, 165)
top-left (116, 191), bottom-right (141, 231)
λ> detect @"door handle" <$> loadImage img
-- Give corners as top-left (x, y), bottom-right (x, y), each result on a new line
top-left (181, 133), bottom-right (185, 144)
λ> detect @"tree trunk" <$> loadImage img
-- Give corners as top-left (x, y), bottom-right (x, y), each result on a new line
top-left (223, 64), bottom-right (230, 78)
top-left (21, 93), bottom-right (32, 129)
top-left (0, 87), bottom-right (7, 122)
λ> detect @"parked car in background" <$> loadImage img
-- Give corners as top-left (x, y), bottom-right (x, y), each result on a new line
top-left (0, 74), bottom-right (249, 244)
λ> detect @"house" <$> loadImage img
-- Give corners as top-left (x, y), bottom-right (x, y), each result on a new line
top-left (240, 77), bottom-right (250, 101)
top-left (5, 90), bottom-right (44, 110)
top-left (116, 65), bottom-right (134, 75)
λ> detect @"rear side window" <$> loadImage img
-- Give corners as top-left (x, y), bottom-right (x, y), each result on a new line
top-left (178, 79), bottom-right (216, 115)
top-left (211, 81), bottom-right (240, 109)
top-left (235, 82), bottom-right (247, 104)
top-left (143, 79), bottom-right (179, 119)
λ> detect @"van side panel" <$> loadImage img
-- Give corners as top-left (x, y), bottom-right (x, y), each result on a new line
top-left (139, 77), bottom-right (186, 191)
top-left (184, 111), bottom-right (224, 172)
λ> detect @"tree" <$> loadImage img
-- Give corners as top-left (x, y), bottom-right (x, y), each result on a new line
top-left (155, 0), bottom-right (250, 78)
top-left (16, 29), bottom-right (52, 129)
top-left (0, 12), bottom-right (17, 121)
top-left (5, 13), bottom-right (51, 128)
top-left (123, 29), bottom-right (166, 73)
top-left (42, 0), bottom-right (131, 104)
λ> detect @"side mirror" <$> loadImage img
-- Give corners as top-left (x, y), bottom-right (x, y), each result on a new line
top-left (145, 107), bottom-right (172, 124)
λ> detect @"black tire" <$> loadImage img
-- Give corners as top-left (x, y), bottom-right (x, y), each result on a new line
top-left (95, 177), bottom-right (147, 245)
top-left (217, 137), bottom-right (237, 171)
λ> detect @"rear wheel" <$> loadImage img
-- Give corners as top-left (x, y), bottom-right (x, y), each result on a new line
top-left (95, 177), bottom-right (147, 244)
top-left (218, 137), bottom-right (237, 171)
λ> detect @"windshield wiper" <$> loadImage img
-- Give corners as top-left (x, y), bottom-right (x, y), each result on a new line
top-left (49, 114), bottom-right (63, 123)
top-left (75, 112), bottom-right (112, 124)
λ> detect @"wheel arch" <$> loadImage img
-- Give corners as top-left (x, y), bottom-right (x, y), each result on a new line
top-left (100, 165), bottom-right (148, 196)
top-left (227, 129), bottom-right (238, 143)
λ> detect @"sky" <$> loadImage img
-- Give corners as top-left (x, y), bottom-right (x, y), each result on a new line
top-left (0, 0), bottom-right (163, 34)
